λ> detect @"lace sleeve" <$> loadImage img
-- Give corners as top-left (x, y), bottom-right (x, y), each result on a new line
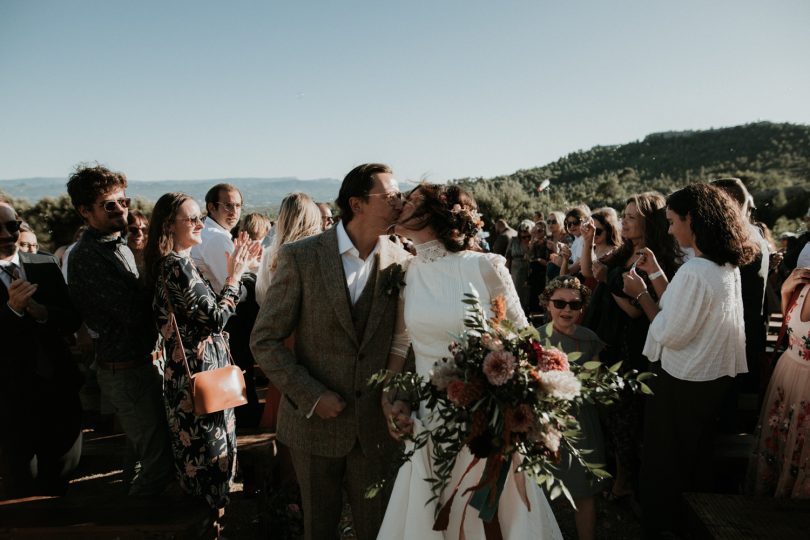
top-left (479, 253), bottom-right (529, 328)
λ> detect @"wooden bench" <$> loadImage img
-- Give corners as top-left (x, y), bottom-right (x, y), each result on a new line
top-left (684, 492), bottom-right (810, 539)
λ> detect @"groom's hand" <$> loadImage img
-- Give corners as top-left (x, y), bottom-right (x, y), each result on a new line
top-left (314, 391), bottom-right (346, 419)
top-left (385, 400), bottom-right (413, 441)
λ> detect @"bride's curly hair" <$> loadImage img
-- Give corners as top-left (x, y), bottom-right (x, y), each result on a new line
top-left (403, 182), bottom-right (482, 252)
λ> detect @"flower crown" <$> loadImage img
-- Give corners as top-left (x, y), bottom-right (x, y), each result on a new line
top-left (449, 203), bottom-right (484, 241)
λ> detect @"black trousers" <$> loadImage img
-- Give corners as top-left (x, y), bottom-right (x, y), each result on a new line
top-left (639, 365), bottom-right (733, 538)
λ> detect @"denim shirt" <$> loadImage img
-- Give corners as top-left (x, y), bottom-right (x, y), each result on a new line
top-left (67, 227), bottom-right (158, 365)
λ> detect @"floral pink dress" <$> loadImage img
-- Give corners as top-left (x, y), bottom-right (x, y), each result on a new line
top-left (748, 284), bottom-right (810, 498)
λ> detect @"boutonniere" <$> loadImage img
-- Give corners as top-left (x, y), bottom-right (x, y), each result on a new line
top-left (381, 262), bottom-right (407, 297)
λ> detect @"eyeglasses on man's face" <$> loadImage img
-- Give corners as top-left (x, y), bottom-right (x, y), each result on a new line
top-left (213, 202), bottom-right (242, 212)
top-left (549, 298), bottom-right (583, 310)
top-left (98, 198), bottom-right (131, 213)
top-left (176, 215), bottom-right (204, 226)
top-left (367, 191), bottom-right (405, 206)
top-left (0, 220), bottom-right (23, 234)
top-left (18, 241), bottom-right (38, 250)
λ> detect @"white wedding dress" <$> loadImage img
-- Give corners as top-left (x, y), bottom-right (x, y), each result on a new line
top-left (378, 240), bottom-right (562, 540)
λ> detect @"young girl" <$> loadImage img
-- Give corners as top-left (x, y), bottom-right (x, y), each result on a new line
top-left (539, 276), bottom-right (607, 540)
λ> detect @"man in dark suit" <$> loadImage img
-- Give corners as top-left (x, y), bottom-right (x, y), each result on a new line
top-left (0, 201), bottom-right (83, 497)
top-left (251, 164), bottom-right (410, 540)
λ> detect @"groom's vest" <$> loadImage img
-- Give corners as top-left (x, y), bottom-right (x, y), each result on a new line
top-left (350, 260), bottom-right (377, 340)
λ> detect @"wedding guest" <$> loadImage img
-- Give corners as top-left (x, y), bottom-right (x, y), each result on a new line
top-left (67, 164), bottom-right (174, 497)
top-left (491, 219), bottom-right (517, 257)
top-left (623, 183), bottom-right (754, 537)
top-left (546, 211), bottom-right (568, 281)
top-left (255, 193), bottom-right (322, 306)
top-left (527, 220), bottom-right (550, 315)
top-left (253, 192), bottom-right (321, 433)
top-left (564, 205), bottom-right (591, 275)
top-left (598, 193), bottom-right (681, 504)
top-left (547, 211), bottom-right (567, 244)
top-left (539, 276), bottom-right (606, 540)
top-left (126, 210), bottom-right (149, 275)
top-left (16, 222), bottom-right (39, 254)
top-left (192, 184), bottom-right (262, 427)
top-left (240, 212), bottom-right (272, 244)
top-left (143, 192), bottom-right (257, 524)
top-left (0, 201), bottom-right (83, 497)
top-left (506, 219), bottom-right (535, 313)
top-left (747, 266), bottom-right (810, 498)
top-left (317, 202), bottom-right (334, 231)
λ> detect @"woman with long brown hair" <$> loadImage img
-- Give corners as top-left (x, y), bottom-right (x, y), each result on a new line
top-left (623, 183), bottom-right (754, 536)
top-left (143, 192), bottom-right (257, 526)
top-left (594, 193), bottom-right (682, 505)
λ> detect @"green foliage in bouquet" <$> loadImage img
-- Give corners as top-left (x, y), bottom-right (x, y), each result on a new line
top-left (368, 288), bottom-right (652, 525)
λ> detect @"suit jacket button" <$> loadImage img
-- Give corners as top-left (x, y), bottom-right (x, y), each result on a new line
top-left (355, 390), bottom-right (362, 398)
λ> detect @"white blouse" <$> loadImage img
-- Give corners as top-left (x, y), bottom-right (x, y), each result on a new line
top-left (643, 257), bottom-right (747, 382)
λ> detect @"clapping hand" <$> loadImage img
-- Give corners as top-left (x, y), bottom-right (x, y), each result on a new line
top-left (632, 247), bottom-right (662, 276)
top-left (6, 278), bottom-right (37, 314)
top-left (580, 219), bottom-right (595, 245)
top-left (623, 267), bottom-right (647, 298)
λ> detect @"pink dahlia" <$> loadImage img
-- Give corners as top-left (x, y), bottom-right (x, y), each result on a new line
top-left (483, 350), bottom-right (516, 386)
top-left (537, 347), bottom-right (569, 372)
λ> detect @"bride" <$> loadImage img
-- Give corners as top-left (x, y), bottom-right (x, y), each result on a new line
top-left (378, 183), bottom-right (562, 540)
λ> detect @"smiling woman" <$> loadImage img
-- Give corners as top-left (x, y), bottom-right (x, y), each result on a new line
top-left (142, 192), bottom-right (259, 524)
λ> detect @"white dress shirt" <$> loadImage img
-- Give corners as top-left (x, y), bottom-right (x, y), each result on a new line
top-left (191, 217), bottom-right (234, 292)
top-left (1, 252), bottom-right (26, 316)
top-left (643, 257), bottom-right (748, 381)
top-left (336, 221), bottom-right (381, 305)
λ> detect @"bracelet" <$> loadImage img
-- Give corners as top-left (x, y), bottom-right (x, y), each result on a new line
top-left (648, 270), bottom-right (664, 280)
top-left (634, 290), bottom-right (650, 302)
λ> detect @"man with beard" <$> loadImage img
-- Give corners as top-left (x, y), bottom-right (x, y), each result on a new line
top-left (66, 165), bottom-right (173, 496)
top-left (0, 200), bottom-right (83, 496)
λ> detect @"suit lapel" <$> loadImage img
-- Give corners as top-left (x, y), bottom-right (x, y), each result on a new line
top-left (359, 238), bottom-right (394, 350)
top-left (317, 228), bottom-right (359, 346)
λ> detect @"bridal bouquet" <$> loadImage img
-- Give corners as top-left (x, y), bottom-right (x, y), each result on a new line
top-left (369, 289), bottom-right (651, 528)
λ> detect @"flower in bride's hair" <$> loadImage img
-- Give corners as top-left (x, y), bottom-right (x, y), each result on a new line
top-left (536, 370), bottom-right (581, 400)
top-left (483, 350), bottom-right (516, 386)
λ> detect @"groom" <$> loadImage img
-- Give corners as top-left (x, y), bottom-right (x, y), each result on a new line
top-left (250, 163), bottom-right (410, 540)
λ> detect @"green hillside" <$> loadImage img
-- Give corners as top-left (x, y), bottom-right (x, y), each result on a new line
top-left (456, 122), bottom-right (810, 230)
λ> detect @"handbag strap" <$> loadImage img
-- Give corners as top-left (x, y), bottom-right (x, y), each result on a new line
top-left (161, 268), bottom-right (194, 381)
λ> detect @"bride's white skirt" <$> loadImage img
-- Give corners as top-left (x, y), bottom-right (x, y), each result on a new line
top-left (378, 421), bottom-right (563, 540)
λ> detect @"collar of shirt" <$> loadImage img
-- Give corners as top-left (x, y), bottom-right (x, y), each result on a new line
top-left (336, 221), bottom-right (382, 304)
top-left (86, 227), bottom-right (126, 246)
top-left (204, 216), bottom-right (230, 234)
top-left (0, 251), bottom-right (21, 269)
top-left (0, 251), bottom-right (25, 287)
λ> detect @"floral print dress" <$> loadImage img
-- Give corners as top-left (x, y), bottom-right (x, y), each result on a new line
top-left (154, 252), bottom-right (241, 509)
top-left (748, 283), bottom-right (810, 498)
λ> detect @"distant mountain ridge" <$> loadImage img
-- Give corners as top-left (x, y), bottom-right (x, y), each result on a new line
top-left (0, 176), bottom-right (345, 209)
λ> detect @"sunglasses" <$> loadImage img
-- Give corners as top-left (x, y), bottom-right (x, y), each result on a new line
top-left (546, 219), bottom-right (557, 225)
top-left (213, 202), bottom-right (242, 212)
top-left (0, 220), bottom-right (23, 234)
top-left (367, 191), bottom-right (405, 205)
top-left (549, 299), bottom-right (583, 310)
top-left (566, 219), bottom-right (582, 228)
top-left (177, 215), bottom-right (204, 226)
top-left (128, 225), bottom-right (147, 235)
top-left (595, 228), bottom-right (604, 235)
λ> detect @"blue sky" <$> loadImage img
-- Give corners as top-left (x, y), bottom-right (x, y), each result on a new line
top-left (1, 0), bottom-right (808, 183)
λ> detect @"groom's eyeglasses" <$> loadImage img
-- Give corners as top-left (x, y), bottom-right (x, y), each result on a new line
top-left (367, 191), bottom-right (405, 206)
top-left (549, 299), bottom-right (583, 310)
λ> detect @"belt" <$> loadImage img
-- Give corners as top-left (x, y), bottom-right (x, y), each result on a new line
top-left (99, 350), bottom-right (164, 370)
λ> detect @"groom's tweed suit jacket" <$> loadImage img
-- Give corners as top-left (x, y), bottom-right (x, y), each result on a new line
top-left (250, 226), bottom-right (409, 458)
